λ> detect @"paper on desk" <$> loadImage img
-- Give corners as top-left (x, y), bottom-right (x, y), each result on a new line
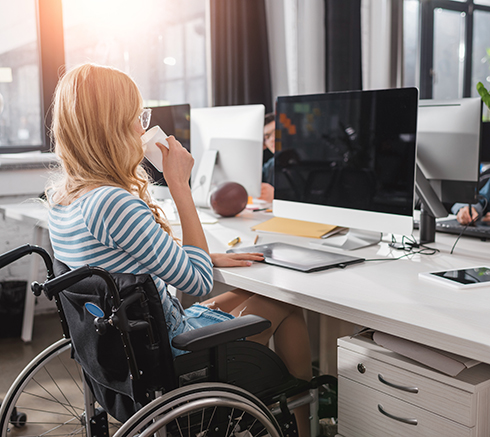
top-left (203, 223), bottom-right (255, 250)
top-left (372, 331), bottom-right (480, 377)
top-left (252, 216), bottom-right (342, 239)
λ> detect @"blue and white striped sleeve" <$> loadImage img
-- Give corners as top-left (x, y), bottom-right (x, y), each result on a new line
top-left (83, 187), bottom-right (213, 297)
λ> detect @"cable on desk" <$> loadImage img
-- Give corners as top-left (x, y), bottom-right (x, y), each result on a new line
top-left (364, 234), bottom-right (439, 262)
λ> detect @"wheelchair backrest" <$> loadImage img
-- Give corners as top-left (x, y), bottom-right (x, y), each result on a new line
top-left (53, 259), bottom-right (177, 422)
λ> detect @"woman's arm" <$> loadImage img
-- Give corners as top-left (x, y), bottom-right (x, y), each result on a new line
top-left (158, 137), bottom-right (209, 253)
top-left (83, 187), bottom-right (213, 297)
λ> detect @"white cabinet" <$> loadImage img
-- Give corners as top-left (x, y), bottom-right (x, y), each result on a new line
top-left (337, 336), bottom-right (490, 437)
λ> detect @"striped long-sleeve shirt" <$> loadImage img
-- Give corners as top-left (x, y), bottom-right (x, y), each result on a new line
top-left (48, 186), bottom-right (214, 303)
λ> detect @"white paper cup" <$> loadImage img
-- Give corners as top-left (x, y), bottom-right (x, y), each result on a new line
top-left (141, 126), bottom-right (168, 172)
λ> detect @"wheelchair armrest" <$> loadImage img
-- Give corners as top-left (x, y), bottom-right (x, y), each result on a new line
top-left (172, 314), bottom-right (271, 352)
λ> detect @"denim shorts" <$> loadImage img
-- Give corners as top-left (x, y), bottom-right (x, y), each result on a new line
top-left (185, 304), bottom-right (235, 329)
top-left (163, 295), bottom-right (234, 357)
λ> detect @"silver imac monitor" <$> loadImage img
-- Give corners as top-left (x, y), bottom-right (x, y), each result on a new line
top-left (273, 88), bottom-right (419, 250)
top-left (190, 104), bottom-right (265, 207)
top-left (415, 97), bottom-right (482, 243)
top-left (417, 97), bottom-right (482, 204)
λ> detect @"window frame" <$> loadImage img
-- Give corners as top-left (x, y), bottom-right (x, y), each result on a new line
top-left (419, 0), bottom-right (490, 99)
top-left (37, 0), bottom-right (65, 153)
top-left (5, 0), bottom-right (209, 154)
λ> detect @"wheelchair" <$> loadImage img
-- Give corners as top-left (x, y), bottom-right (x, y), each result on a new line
top-left (0, 244), bottom-right (333, 437)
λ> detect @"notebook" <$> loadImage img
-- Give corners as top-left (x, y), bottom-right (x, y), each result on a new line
top-left (227, 242), bottom-right (365, 273)
top-left (251, 217), bottom-right (345, 239)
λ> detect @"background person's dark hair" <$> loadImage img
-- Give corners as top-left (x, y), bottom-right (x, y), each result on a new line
top-left (264, 112), bottom-right (275, 125)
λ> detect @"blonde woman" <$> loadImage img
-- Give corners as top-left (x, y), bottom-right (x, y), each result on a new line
top-left (47, 65), bottom-right (312, 432)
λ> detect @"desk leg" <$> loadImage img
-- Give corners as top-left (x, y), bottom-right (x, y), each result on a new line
top-left (319, 315), bottom-right (359, 376)
top-left (21, 226), bottom-right (43, 343)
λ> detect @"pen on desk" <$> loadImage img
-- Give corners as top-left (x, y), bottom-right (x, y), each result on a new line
top-left (228, 236), bottom-right (241, 247)
top-left (253, 208), bottom-right (269, 212)
top-left (253, 235), bottom-right (259, 245)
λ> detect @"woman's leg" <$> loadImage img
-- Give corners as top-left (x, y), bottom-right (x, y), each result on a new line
top-left (228, 293), bottom-right (312, 437)
top-left (228, 294), bottom-right (312, 381)
top-left (201, 289), bottom-right (311, 379)
top-left (199, 288), bottom-right (253, 313)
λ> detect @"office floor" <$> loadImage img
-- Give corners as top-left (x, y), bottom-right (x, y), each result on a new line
top-left (0, 312), bottom-right (63, 398)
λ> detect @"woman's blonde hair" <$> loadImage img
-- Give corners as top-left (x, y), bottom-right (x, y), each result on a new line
top-left (48, 63), bottom-right (173, 236)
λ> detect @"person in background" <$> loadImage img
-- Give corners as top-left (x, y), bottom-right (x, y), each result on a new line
top-left (260, 112), bottom-right (275, 203)
top-left (452, 178), bottom-right (490, 225)
top-left (47, 64), bottom-right (312, 436)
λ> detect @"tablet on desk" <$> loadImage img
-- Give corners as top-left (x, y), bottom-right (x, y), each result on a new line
top-left (419, 267), bottom-right (490, 289)
top-left (227, 242), bottom-right (365, 273)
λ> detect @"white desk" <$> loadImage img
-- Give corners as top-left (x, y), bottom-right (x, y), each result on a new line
top-left (2, 201), bottom-right (490, 368)
top-left (204, 212), bottom-right (490, 366)
top-left (0, 201), bottom-right (49, 342)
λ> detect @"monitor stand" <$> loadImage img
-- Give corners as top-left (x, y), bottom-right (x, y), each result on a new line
top-left (311, 228), bottom-right (382, 251)
top-left (192, 149), bottom-right (218, 208)
top-left (149, 185), bottom-right (171, 201)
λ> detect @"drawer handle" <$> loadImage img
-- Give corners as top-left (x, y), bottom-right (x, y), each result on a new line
top-left (378, 374), bottom-right (419, 393)
top-left (378, 404), bottom-right (418, 426)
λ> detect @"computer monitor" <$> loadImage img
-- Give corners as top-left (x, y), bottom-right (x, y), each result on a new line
top-left (143, 104), bottom-right (190, 199)
top-left (478, 122), bottom-right (490, 163)
top-left (415, 97), bottom-right (482, 243)
top-left (190, 104), bottom-right (265, 207)
top-left (273, 88), bottom-right (419, 250)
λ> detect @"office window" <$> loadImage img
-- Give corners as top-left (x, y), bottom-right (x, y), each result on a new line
top-left (472, 10), bottom-right (490, 93)
top-left (432, 8), bottom-right (466, 99)
top-left (0, 0), bottom-right (43, 150)
top-left (405, 0), bottom-right (490, 108)
top-left (62, 0), bottom-right (208, 108)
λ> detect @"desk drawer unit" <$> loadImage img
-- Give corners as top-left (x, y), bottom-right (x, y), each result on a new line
top-left (337, 336), bottom-right (490, 437)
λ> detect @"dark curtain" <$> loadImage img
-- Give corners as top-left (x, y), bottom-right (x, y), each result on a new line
top-left (210, 0), bottom-right (272, 112)
top-left (325, 0), bottom-right (362, 92)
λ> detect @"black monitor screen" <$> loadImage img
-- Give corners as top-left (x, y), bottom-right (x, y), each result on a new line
top-left (275, 88), bottom-right (418, 217)
top-left (143, 104), bottom-right (190, 186)
top-left (479, 122), bottom-right (490, 163)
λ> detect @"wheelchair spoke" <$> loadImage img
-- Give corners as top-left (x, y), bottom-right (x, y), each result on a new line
top-left (37, 416), bottom-right (84, 436)
top-left (8, 406), bottom-right (83, 418)
top-left (1, 339), bottom-right (121, 437)
top-left (17, 391), bottom-right (84, 415)
top-left (200, 406), bottom-right (205, 436)
top-left (37, 365), bottom-right (83, 417)
top-left (203, 405), bottom-right (217, 436)
top-left (173, 410), bottom-right (183, 437)
top-left (225, 408), bottom-right (236, 436)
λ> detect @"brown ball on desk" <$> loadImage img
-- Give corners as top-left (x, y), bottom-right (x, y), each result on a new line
top-left (210, 182), bottom-right (248, 217)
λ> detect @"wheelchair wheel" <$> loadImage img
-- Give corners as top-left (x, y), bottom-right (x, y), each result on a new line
top-left (0, 338), bottom-right (121, 436)
top-left (114, 382), bottom-right (283, 437)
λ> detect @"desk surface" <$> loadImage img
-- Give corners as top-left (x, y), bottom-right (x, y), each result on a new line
top-left (3, 201), bottom-right (490, 365)
top-left (204, 211), bottom-right (490, 366)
